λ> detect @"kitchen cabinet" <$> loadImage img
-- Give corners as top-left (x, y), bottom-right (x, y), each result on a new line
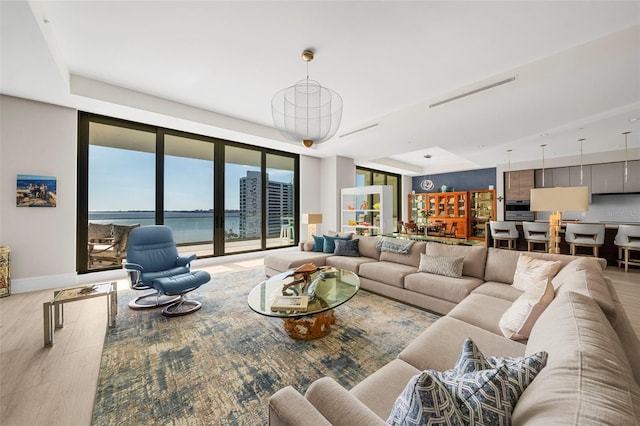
top-left (505, 169), bottom-right (535, 200)
top-left (624, 160), bottom-right (640, 193)
top-left (591, 162), bottom-right (624, 194)
top-left (552, 167), bottom-right (570, 187)
top-left (534, 169), bottom-right (553, 188)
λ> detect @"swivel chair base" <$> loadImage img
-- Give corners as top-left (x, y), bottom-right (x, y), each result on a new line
top-left (128, 291), bottom-right (180, 310)
top-left (161, 296), bottom-right (202, 317)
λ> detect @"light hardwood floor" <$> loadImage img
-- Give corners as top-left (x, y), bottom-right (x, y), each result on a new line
top-left (0, 259), bottom-right (638, 426)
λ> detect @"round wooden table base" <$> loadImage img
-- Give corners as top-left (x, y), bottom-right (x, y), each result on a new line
top-left (282, 309), bottom-right (336, 340)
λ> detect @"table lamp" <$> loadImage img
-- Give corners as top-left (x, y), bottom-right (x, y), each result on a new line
top-left (302, 213), bottom-right (323, 240)
top-left (530, 186), bottom-right (589, 254)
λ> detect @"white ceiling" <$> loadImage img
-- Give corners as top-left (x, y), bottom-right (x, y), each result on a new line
top-left (2, 0), bottom-right (640, 176)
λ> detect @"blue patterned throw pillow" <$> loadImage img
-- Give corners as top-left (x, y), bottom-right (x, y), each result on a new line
top-left (387, 338), bottom-right (548, 426)
top-left (322, 234), bottom-right (351, 254)
top-left (334, 238), bottom-right (360, 256)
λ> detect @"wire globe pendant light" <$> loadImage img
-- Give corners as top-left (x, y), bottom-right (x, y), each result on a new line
top-left (271, 49), bottom-right (343, 148)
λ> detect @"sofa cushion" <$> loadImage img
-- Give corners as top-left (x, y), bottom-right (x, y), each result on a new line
top-left (417, 253), bottom-right (464, 278)
top-left (350, 359), bottom-right (421, 420)
top-left (499, 278), bottom-right (554, 340)
top-left (333, 238), bottom-right (360, 257)
top-left (551, 256), bottom-right (616, 323)
top-left (379, 241), bottom-right (427, 267)
top-left (398, 317), bottom-right (526, 373)
top-left (357, 235), bottom-right (381, 260)
top-left (472, 282), bottom-right (523, 302)
top-left (388, 339), bottom-right (547, 426)
top-left (447, 293), bottom-right (513, 335)
top-left (513, 291), bottom-right (640, 424)
top-left (512, 254), bottom-right (562, 292)
top-left (264, 250), bottom-right (331, 273)
top-left (326, 255), bottom-right (377, 274)
top-left (425, 242), bottom-right (488, 280)
top-left (483, 248), bottom-right (605, 285)
top-left (404, 273), bottom-right (483, 304)
top-left (358, 261), bottom-right (417, 288)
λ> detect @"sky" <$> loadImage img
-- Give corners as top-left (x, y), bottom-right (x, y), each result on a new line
top-left (89, 146), bottom-right (293, 211)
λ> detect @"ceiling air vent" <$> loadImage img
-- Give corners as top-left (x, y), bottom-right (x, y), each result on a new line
top-left (429, 76), bottom-right (517, 108)
top-left (339, 123), bottom-right (379, 138)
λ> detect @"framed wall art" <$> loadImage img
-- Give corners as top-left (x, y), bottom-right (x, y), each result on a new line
top-left (16, 174), bottom-right (57, 207)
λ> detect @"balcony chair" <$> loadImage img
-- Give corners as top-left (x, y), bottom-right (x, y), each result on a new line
top-left (489, 221), bottom-right (519, 250)
top-left (564, 223), bottom-right (605, 258)
top-left (125, 225), bottom-right (211, 317)
top-left (522, 221), bottom-right (549, 252)
top-left (88, 223), bottom-right (139, 268)
top-left (614, 224), bottom-right (640, 272)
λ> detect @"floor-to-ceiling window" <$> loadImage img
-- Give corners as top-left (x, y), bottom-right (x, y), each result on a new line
top-left (356, 167), bottom-right (401, 229)
top-left (225, 145), bottom-right (262, 253)
top-left (266, 154), bottom-right (295, 247)
top-left (164, 133), bottom-right (215, 257)
top-left (77, 113), bottom-right (299, 273)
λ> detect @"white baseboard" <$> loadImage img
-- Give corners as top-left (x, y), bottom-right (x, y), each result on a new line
top-left (10, 272), bottom-right (79, 294)
top-left (8, 249), bottom-right (274, 294)
top-left (10, 269), bottom-right (129, 294)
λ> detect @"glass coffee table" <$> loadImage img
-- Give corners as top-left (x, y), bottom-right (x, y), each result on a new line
top-left (248, 267), bottom-right (360, 340)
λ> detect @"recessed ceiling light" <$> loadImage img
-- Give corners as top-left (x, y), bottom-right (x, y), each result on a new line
top-left (630, 117), bottom-right (640, 122)
top-left (541, 133), bottom-right (549, 137)
top-left (424, 154), bottom-right (432, 159)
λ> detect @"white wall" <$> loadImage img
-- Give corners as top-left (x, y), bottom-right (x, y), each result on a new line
top-left (0, 95), bottom-right (351, 293)
top-left (298, 155), bottom-right (322, 240)
top-left (320, 156), bottom-right (355, 232)
top-left (0, 95), bottom-right (78, 292)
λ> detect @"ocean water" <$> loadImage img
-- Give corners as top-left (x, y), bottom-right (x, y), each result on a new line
top-left (89, 211), bottom-right (239, 244)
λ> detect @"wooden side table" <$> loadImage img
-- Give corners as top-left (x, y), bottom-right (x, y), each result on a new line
top-left (43, 282), bottom-right (117, 346)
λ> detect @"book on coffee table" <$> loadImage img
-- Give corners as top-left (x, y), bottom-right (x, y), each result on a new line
top-left (271, 295), bottom-right (309, 311)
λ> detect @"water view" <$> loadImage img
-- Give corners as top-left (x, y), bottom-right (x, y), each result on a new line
top-left (89, 210), bottom-right (240, 244)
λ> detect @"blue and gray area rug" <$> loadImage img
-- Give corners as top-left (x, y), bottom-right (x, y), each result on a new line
top-left (92, 268), bottom-right (440, 425)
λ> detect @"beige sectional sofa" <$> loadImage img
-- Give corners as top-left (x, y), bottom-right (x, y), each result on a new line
top-left (265, 236), bottom-right (640, 425)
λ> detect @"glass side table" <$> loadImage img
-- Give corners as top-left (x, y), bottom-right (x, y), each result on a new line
top-left (43, 282), bottom-right (117, 346)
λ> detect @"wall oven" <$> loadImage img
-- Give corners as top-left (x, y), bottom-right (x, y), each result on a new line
top-left (505, 200), bottom-right (535, 221)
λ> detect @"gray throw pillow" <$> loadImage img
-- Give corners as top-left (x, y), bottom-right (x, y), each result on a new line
top-left (418, 253), bottom-right (464, 278)
top-left (333, 238), bottom-right (360, 257)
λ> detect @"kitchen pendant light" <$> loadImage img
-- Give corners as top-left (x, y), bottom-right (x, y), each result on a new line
top-left (540, 144), bottom-right (547, 187)
top-left (507, 149), bottom-right (512, 189)
top-left (622, 132), bottom-right (631, 183)
top-left (578, 138), bottom-right (585, 185)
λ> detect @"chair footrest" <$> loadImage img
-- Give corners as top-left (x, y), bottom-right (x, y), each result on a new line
top-left (152, 270), bottom-right (211, 295)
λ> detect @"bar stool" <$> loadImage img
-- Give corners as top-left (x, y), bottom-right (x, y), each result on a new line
top-left (614, 224), bottom-right (640, 271)
top-left (522, 222), bottom-right (549, 252)
top-left (489, 221), bottom-right (519, 250)
top-left (565, 223), bottom-right (605, 257)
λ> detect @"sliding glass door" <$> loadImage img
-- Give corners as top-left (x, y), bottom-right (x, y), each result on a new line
top-left (164, 133), bottom-right (215, 257)
top-left (77, 112), bottom-right (299, 273)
